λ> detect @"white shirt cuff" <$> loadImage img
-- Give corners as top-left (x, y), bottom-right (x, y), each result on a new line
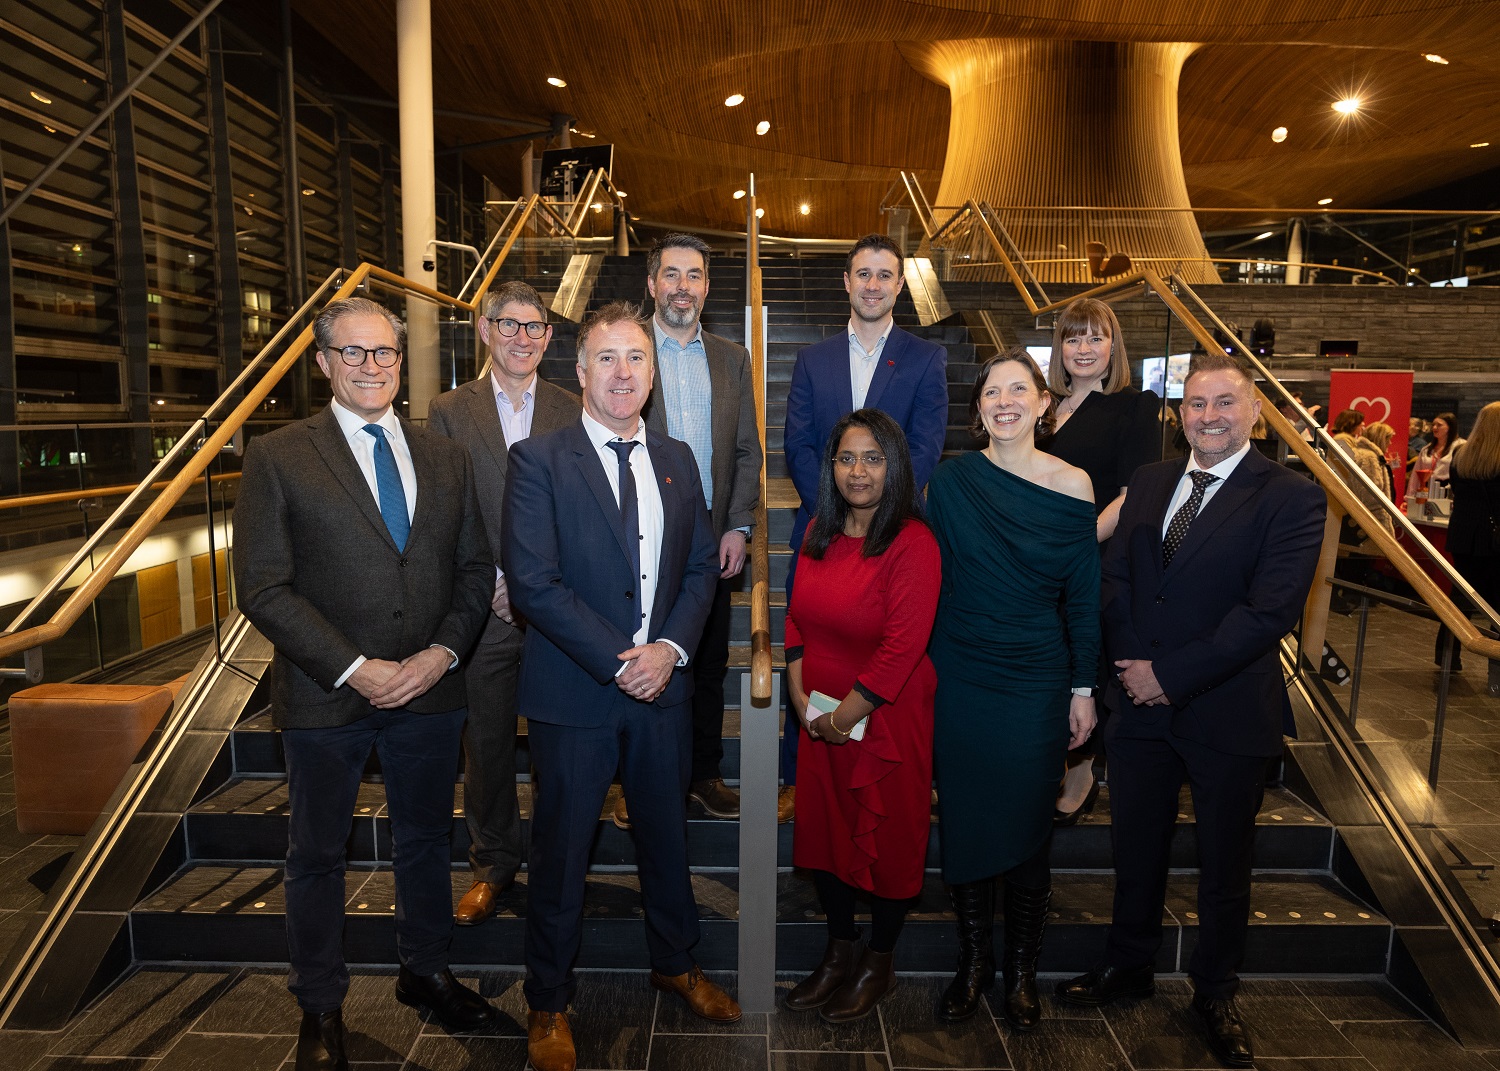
top-left (614, 639), bottom-right (690, 677)
top-left (336, 655), bottom-right (366, 689)
top-left (430, 643), bottom-right (459, 670)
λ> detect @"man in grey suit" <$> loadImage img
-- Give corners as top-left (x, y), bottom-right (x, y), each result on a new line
top-left (427, 279), bottom-right (580, 927)
top-left (234, 297), bottom-right (496, 1071)
top-left (612, 233), bottom-right (763, 828)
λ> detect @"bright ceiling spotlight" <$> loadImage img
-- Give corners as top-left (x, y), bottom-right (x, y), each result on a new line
top-left (755, 207), bottom-right (764, 218)
top-left (733, 189), bottom-right (746, 199)
top-left (1318, 197), bottom-right (1334, 205)
top-left (301, 188), bottom-right (315, 196)
top-left (546, 76), bottom-right (567, 88)
top-left (755, 120), bottom-right (770, 135)
top-left (30, 90), bottom-right (53, 104)
top-left (799, 203), bottom-right (810, 215)
top-left (724, 93), bottom-right (744, 107)
top-left (1271, 126), bottom-right (1288, 143)
top-left (1423, 54), bottom-right (1449, 64)
top-left (1332, 97), bottom-right (1361, 115)
top-left (616, 191), bottom-right (627, 197)
top-left (1253, 231), bottom-right (1275, 241)
top-left (1472, 142), bottom-right (1491, 148)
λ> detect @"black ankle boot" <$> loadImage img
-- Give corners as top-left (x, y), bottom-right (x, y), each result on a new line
top-left (937, 880), bottom-right (995, 1022)
top-left (1001, 882), bottom-right (1051, 1032)
top-left (785, 935), bottom-right (859, 1011)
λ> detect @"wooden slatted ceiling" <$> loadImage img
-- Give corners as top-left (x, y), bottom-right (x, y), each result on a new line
top-left (292, 0), bottom-right (1500, 239)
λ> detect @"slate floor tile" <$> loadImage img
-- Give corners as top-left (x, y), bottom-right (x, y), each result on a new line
top-left (338, 972), bottom-right (423, 1064)
top-left (1096, 979), bottom-right (1225, 1070)
top-left (399, 1034), bottom-right (529, 1070)
top-left (770, 976), bottom-right (885, 1053)
top-left (878, 976), bottom-right (1009, 1069)
top-left (772, 1053), bottom-right (891, 1071)
top-left (1231, 979), bottom-right (1361, 1059)
top-left (187, 969), bottom-right (299, 1036)
top-left (53, 968), bottom-right (234, 1058)
top-left (564, 970), bottom-right (657, 1068)
top-left (647, 1033), bottom-right (767, 1071)
top-left (1336, 1020), bottom-right (1498, 1071)
top-left (1293, 980), bottom-right (1424, 1022)
top-left (156, 1032), bottom-right (296, 1070)
top-left (1000, 1018), bottom-right (1128, 1071)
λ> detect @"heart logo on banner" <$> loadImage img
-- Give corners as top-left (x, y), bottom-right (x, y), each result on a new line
top-left (1350, 395), bottom-right (1393, 426)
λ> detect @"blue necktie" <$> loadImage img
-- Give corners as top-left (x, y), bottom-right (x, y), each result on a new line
top-left (607, 440), bottom-right (642, 591)
top-left (364, 423), bottom-right (410, 551)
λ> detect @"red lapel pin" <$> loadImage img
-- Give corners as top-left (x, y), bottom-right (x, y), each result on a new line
top-left (665, 476), bottom-right (672, 484)
top-left (887, 360), bottom-right (895, 366)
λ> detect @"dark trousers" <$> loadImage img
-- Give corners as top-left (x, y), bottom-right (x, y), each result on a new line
top-left (690, 577), bottom-right (733, 783)
top-left (462, 629), bottom-right (525, 883)
top-left (524, 694), bottom-right (699, 1011)
top-left (282, 705), bottom-right (466, 1012)
top-left (1103, 722), bottom-right (1268, 999)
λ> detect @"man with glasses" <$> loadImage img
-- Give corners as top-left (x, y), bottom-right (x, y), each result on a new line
top-left (428, 280), bottom-right (580, 929)
top-left (611, 234), bottom-right (763, 830)
top-left (235, 297), bottom-right (497, 1070)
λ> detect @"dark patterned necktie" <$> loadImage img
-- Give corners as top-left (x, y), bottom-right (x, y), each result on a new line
top-left (607, 439), bottom-right (641, 586)
top-left (1163, 470), bottom-right (1219, 567)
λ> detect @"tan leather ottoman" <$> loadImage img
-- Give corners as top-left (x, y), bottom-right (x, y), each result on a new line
top-left (9, 683), bottom-right (175, 835)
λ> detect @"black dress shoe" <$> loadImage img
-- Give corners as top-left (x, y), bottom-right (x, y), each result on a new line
top-left (1191, 993), bottom-right (1255, 1068)
top-left (395, 966), bottom-right (497, 1031)
top-left (1053, 774), bottom-right (1101, 827)
top-left (1055, 963), bottom-right (1155, 1007)
top-left (296, 1009), bottom-right (349, 1071)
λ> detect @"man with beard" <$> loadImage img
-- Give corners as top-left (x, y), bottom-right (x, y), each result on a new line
top-left (610, 234), bottom-right (763, 829)
top-left (779, 233), bottom-right (949, 816)
top-left (1057, 352), bottom-right (1326, 1069)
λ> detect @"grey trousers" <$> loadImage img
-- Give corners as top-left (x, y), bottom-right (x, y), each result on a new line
top-left (462, 627), bottom-right (525, 884)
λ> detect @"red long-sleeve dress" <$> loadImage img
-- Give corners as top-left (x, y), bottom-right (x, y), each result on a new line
top-left (787, 519), bottom-right (941, 899)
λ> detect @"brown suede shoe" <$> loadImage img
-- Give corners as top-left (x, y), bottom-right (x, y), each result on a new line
top-left (612, 794), bottom-right (631, 830)
top-left (820, 948), bottom-right (897, 1023)
top-left (454, 880), bottom-right (502, 926)
top-left (777, 785), bottom-right (796, 824)
top-left (527, 1010), bottom-right (576, 1071)
top-left (650, 965), bottom-right (743, 1022)
top-left (688, 778), bottom-right (740, 818)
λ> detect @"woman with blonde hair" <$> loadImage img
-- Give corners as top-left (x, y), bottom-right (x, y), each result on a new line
top-left (1330, 410), bottom-right (1395, 540)
top-left (1437, 402), bottom-right (1500, 672)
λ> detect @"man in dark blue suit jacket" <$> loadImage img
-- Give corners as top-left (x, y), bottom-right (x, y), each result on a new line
top-left (779, 233), bottom-right (949, 801)
top-left (1058, 353), bottom-right (1327, 1069)
top-left (502, 302), bottom-right (735, 1071)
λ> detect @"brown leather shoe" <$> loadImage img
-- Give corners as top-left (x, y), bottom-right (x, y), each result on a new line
top-left (612, 794), bottom-right (631, 830)
top-left (688, 778), bottom-right (740, 818)
top-left (455, 880), bottom-right (502, 926)
top-left (650, 965), bottom-right (743, 1022)
top-left (821, 948), bottom-right (897, 1023)
top-left (777, 785), bottom-right (795, 824)
top-left (527, 1010), bottom-right (575, 1071)
top-left (785, 937), bottom-right (858, 1011)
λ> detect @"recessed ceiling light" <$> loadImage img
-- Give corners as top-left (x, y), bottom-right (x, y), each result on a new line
top-left (733, 189), bottom-right (746, 199)
top-left (756, 120), bottom-right (770, 136)
top-left (1424, 54), bottom-right (1449, 64)
top-left (42, 124), bottom-right (56, 133)
top-left (1318, 197), bottom-right (1334, 205)
top-left (755, 207), bottom-right (764, 218)
top-left (29, 90), bottom-right (52, 104)
top-left (616, 191), bottom-right (627, 197)
top-left (799, 203), bottom-right (810, 215)
top-left (1333, 97), bottom-right (1360, 115)
top-left (724, 93), bottom-right (744, 107)
top-left (547, 76), bottom-right (567, 88)
top-left (1254, 231), bottom-right (1275, 241)
top-left (1472, 142), bottom-right (1491, 148)
top-left (155, 398), bottom-right (165, 405)
top-left (301, 188), bottom-right (315, 196)
top-left (1271, 126), bottom-right (1288, 143)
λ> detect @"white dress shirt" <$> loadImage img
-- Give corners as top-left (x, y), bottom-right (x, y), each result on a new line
top-left (493, 372), bottom-right (536, 448)
top-left (580, 410), bottom-right (689, 667)
top-left (848, 318), bottom-right (892, 410)
top-left (1161, 440), bottom-right (1252, 539)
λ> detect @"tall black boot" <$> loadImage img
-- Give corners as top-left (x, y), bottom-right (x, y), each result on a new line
top-left (1001, 882), bottom-right (1051, 1032)
top-left (936, 880), bottom-right (995, 1022)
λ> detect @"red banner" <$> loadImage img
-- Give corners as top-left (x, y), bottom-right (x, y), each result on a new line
top-left (1327, 369), bottom-right (1414, 503)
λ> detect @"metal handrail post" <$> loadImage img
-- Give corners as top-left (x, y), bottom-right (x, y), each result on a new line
top-left (1349, 597), bottom-right (1370, 725)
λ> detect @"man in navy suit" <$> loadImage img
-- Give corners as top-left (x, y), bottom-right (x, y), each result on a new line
top-left (502, 301), bottom-right (737, 1071)
top-left (1057, 352), bottom-right (1327, 1069)
top-left (779, 233), bottom-right (949, 808)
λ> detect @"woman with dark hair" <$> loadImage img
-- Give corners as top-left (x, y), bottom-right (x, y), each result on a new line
top-left (927, 349), bottom-right (1100, 1030)
top-left (1042, 298), bottom-right (1162, 823)
top-left (1409, 411), bottom-right (1465, 497)
top-left (1436, 402), bottom-right (1500, 673)
top-left (782, 408), bottom-right (942, 1023)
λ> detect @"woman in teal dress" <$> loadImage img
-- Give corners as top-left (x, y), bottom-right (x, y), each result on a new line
top-left (927, 347), bottom-right (1100, 1031)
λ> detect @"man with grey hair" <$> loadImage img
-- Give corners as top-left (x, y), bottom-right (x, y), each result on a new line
top-left (428, 279), bottom-right (579, 928)
top-left (503, 300), bottom-right (734, 1071)
top-left (610, 233), bottom-right (762, 828)
top-left (235, 296), bottom-right (497, 1070)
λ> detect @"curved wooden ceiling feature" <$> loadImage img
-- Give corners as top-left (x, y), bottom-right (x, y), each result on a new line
top-left (291, 0), bottom-right (1500, 243)
top-left (907, 39), bottom-right (1215, 282)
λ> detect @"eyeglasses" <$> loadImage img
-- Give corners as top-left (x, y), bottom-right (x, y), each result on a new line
top-left (834, 453), bottom-right (887, 468)
top-left (328, 344), bottom-right (401, 367)
top-left (487, 316), bottom-right (549, 339)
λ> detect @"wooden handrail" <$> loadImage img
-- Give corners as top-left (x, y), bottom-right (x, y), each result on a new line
top-left (746, 184), bottom-right (772, 703)
top-left (0, 472), bottom-right (240, 513)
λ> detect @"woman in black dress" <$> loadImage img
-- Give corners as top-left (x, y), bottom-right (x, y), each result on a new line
top-left (1437, 402), bottom-right (1500, 674)
top-left (1042, 298), bottom-right (1162, 822)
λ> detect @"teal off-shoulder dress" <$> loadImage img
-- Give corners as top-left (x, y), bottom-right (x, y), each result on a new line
top-left (926, 450), bottom-right (1101, 885)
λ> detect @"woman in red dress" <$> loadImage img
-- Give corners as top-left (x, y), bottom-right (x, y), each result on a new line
top-left (782, 408), bottom-right (942, 1024)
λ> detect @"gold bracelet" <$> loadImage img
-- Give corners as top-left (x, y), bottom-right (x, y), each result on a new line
top-left (827, 713), bottom-right (853, 737)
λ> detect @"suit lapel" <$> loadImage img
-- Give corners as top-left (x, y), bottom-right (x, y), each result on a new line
top-left (309, 407), bottom-right (396, 551)
top-left (704, 334), bottom-right (731, 474)
top-left (862, 326), bottom-right (903, 411)
top-left (465, 377), bottom-right (512, 477)
top-left (1163, 450), bottom-right (1268, 576)
top-left (533, 380), bottom-right (581, 437)
top-left (402, 417), bottom-right (439, 547)
top-left (570, 423), bottom-right (635, 567)
top-left (647, 432), bottom-right (688, 630)
top-left (1144, 459), bottom-right (1188, 587)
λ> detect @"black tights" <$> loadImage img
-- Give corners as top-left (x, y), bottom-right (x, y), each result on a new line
top-left (813, 870), bottom-right (910, 954)
top-left (1000, 833), bottom-right (1052, 891)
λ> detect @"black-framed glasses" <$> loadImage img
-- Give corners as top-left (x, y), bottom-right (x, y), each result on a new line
top-left (328, 344), bottom-right (401, 367)
top-left (487, 316), bottom-right (549, 339)
top-left (834, 453), bottom-right (887, 468)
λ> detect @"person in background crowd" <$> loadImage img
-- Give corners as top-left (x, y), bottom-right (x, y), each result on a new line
top-left (1409, 411), bottom-right (1464, 497)
top-left (1435, 402), bottom-right (1500, 675)
top-left (780, 233), bottom-right (948, 822)
top-left (1040, 299), bottom-right (1161, 826)
top-left (927, 349), bottom-right (1099, 1031)
top-left (427, 279), bottom-right (580, 929)
top-left (782, 409), bottom-right (940, 1023)
top-left (1331, 409), bottom-right (1395, 541)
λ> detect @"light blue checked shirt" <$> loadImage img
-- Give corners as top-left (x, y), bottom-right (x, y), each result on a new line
top-left (653, 318), bottom-right (714, 509)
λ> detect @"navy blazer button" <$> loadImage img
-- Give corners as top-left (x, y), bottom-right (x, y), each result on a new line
top-left (399, 558), bottom-right (408, 567)
top-left (393, 610), bottom-right (403, 619)
top-left (1155, 595), bottom-right (1164, 603)
top-left (625, 591), bottom-right (633, 599)
top-left (1150, 639), bottom-right (1160, 647)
